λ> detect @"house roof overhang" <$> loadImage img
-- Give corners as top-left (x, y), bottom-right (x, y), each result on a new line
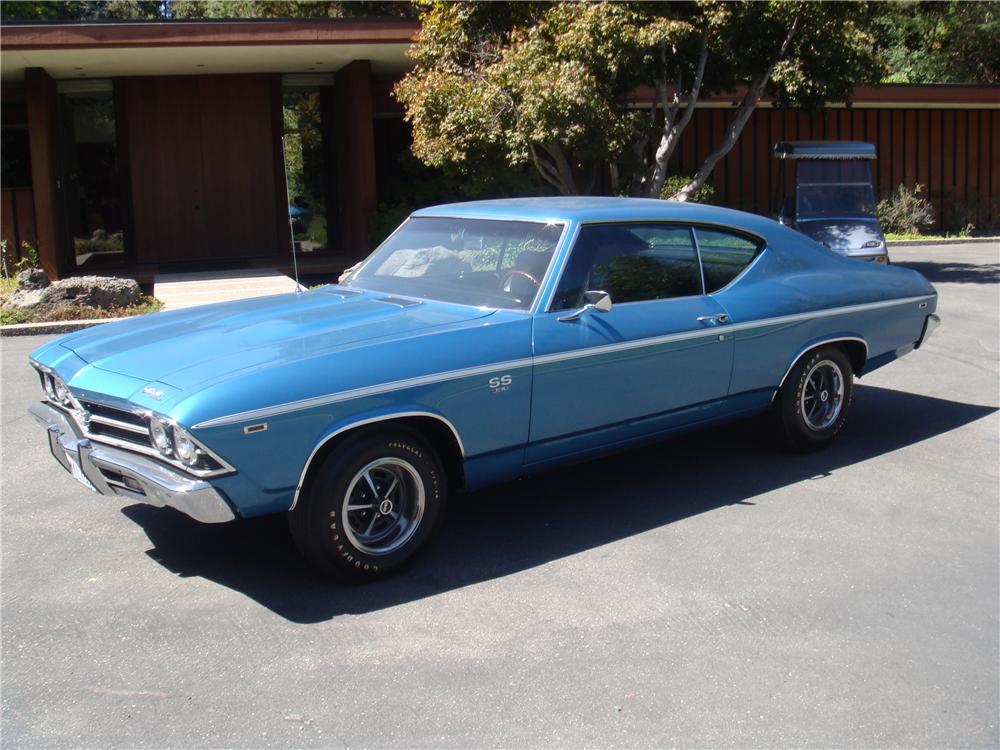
top-left (0, 18), bottom-right (420, 82)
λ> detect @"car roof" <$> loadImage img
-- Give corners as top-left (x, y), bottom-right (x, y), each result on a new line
top-left (773, 141), bottom-right (877, 160)
top-left (410, 196), bottom-right (778, 236)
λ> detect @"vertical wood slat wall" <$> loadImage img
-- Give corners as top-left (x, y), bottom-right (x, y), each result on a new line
top-left (667, 108), bottom-right (999, 230)
top-left (0, 189), bottom-right (36, 262)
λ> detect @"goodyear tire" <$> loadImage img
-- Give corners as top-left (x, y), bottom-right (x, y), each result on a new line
top-left (778, 345), bottom-right (854, 453)
top-left (289, 429), bottom-right (446, 582)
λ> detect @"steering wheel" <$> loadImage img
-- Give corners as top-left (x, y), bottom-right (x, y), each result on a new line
top-left (500, 269), bottom-right (541, 292)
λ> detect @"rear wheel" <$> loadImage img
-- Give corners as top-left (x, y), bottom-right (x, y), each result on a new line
top-left (777, 346), bottom-right (854, 452)
top-left (289, 430), bottom-right (446, 582)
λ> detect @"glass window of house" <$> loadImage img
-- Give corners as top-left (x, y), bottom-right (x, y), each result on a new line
top-left (1, 129), bottom-right (31, 188)
top-left (57, 80), bottom-right (125, 267)
top-left (551, 224), bottom-right (702, 310)
top-left (695, 228), bottom-right (762, 292)
top-left (283, 76), bottom-right (334, 254)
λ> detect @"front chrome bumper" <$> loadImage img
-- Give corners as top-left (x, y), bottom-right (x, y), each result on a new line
top-left (29, 401), bottom-right (236, 523)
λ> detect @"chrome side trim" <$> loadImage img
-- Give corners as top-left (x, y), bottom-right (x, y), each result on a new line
top-left (771, 336), bottom-right (870, 403)
top-left (728, 295), bottom-right (930, 330)
top-left (534, 324), bottom-right (723, 366)
top-left (193, 360), bottom-right (534, 429)
top-left (533, 221), bottom-right (581, 315)
top-left (288, 411), bottom-right (466, 511)
top-left (195, 294), bottom-right (933, 429)
top-left (690, 226), bottom-right (708, 295)
top-left (536, 295), bottom-right (921, 367)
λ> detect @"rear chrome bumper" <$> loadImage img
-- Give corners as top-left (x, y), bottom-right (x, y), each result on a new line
top-left (916, 313), bottom-right (941, 349)
top-left (29, 401), bottom-right (236, 523)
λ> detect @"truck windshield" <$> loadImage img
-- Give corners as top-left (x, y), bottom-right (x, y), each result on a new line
top-left (795, 160), bottom-right (876, 219)
top-left (350, 216), bottom-right (564, 311)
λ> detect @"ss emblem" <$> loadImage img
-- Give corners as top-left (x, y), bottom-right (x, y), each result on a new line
top-left (488, 374), bottom-right (512, 393)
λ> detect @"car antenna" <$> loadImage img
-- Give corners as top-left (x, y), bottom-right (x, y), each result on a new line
top-left (280, 135), bottom-right (303, 295)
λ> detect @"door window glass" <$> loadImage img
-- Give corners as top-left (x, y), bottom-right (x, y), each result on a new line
top-left (695, 228), bottom-right (762, 292)
top-left (57, 80), bottom-right (125, 267)
top-left (551, 224), bottom-right (702, 310)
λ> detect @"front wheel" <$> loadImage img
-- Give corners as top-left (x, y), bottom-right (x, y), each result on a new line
top-left (777, 346), bottom-right (854, 453)
top-left (289, 430), bottom-right (446, 582)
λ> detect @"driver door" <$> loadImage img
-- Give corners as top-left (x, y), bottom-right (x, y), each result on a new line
top-left (526, 223), bottom-right (734, 464)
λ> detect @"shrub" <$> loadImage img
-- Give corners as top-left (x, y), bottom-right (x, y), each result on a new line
top-left (660, 174), bottom-right (716, 204)
top-left (877, 183), bottom-right (934, 235)
top-left (74, 235), bottom-right (124, 256)
top-left (15, 239), bottom-right (39, 273)
top-left (944, 189), bottom-right (1000, 234)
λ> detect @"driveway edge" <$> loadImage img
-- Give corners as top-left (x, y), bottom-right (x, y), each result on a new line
top-left (0, 318), bottom-right (123, 337)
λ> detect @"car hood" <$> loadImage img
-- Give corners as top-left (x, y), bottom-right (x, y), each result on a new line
top-left (796, 219), bottom-right (887, 256)
top-left (56, 287), bottom-right (494, 391)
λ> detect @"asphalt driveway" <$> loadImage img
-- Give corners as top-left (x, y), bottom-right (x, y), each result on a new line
top-left (1, 242), bottom-right (997, 748)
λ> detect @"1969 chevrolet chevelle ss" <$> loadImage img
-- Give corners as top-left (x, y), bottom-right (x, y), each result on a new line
top-left (29, 198), bottom-right (939, 581)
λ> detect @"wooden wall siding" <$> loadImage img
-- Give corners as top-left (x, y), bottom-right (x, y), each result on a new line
top-left (0, 188), bottom-right (36, 262)
top-left (121, 74), bottom-right (281, 264)
top-left (667, 108), bottom-right (1000, 230)
top-left (334, 60), bottom-right (377, 258)
top-left (23, 67), bottom-right (67, 279)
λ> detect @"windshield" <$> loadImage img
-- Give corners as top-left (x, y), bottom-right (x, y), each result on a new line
top-left (351, 216), bottom-right (564, 310)
top-left (796, 160), bottom-right (876, 219)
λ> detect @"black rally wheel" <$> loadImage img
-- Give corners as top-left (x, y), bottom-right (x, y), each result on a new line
top-left (289, 429), bottom-right (446, 582)
top-left (777, 345), bottom-right (854, 453)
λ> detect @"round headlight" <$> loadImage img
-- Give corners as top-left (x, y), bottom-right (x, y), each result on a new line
top-left (175, 431), bottom-right (197, 464)
top-left (43, 374), bottom-right (56, 400)
top-left (53, 378), bottom-right (70, 405)
top-left (148, 416), bottom-right (172, 455)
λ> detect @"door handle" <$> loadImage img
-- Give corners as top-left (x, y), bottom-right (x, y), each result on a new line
top-left (697, 314), bottom-right (731, 326)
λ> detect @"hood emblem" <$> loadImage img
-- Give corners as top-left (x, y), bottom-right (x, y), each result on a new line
top-left (142, 385), bottom-right (164, 400)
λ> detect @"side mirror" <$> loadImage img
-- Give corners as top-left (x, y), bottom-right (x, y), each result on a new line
top-left (558, 290), bottom-right (612, 322)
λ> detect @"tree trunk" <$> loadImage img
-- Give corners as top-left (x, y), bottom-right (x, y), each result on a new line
top-left (529, 143), bottom-right (578, 195)
top-left (647, 37), bottom-right (708, 199)
top-left (672, 17), bottom-right (799, 202)
top-left (671, 78), bottom-right (762, 202)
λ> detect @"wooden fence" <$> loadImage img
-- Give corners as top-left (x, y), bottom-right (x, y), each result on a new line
top-left (667, 106), bottom-right (999, 231)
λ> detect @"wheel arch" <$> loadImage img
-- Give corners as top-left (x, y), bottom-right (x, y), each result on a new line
top-left (773, 336), bottom-right (868, 401)
top-left (290, 411), bottom-right (465, 511)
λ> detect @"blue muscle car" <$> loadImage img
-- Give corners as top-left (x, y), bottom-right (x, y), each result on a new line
top-left (29, 198), bottom-right (940, 581)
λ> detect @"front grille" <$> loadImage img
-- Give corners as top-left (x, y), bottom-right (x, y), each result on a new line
top-left (78, 400), bottom-right (151, 448)
top-left (80, 400), bottom-right (145, 428)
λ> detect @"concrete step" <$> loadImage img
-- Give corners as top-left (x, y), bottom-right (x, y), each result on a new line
top-left (153, 268), bottom-right (303, 310)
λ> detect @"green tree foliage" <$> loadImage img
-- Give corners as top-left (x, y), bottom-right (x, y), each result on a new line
top-left (0, 1), bottom-right (165, 21)
top-left (0, 0), bottom-right (413, 21)
top-left (169, 1), bottom-right (413, 20)
top-left (396, 1), bottom-right (884, 199)
top-left (875, 1), bottom-right (999, 85)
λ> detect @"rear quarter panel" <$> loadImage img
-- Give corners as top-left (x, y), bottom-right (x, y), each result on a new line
top-left (715, 228), bottom-right (936, 398)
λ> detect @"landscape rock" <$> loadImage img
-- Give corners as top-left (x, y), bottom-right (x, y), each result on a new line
top-left (4, 288), bottom-right (46, 309)
top-left (40, 276), bottom-right (141, 310)
top-left (16, 268), bottom-right (49, 291)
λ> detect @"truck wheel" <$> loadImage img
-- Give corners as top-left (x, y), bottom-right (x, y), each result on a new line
top-left (289, 430), bottom-right (446, 582)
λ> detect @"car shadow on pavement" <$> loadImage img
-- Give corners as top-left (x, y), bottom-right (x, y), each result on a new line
top-left (895, 260), bottom-right (1000, 285)
top-left (121, 384), bottom-right (997, 623)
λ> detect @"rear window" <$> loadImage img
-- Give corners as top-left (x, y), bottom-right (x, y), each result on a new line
top-left (695, 229), bottom-right (762, 293)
